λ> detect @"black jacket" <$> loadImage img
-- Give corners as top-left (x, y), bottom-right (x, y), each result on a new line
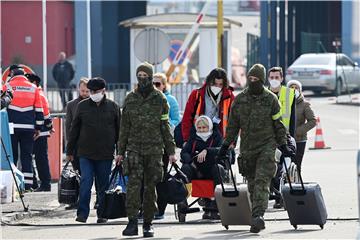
top-left (52, 60), bottom-right (74, 87)
top-left (65, 97), bottom-right (83, 142)
top-left (180, 128), bottom-right (222, 165)
top-left (66, 95), bottom-right (121, 160)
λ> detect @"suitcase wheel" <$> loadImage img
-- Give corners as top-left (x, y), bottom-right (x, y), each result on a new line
top-left (224, 225), bottom-right (229, 230)
top-left (292, 225), bottom-right (297, 230)
top-left (320, 224), bottom-right (324, 229)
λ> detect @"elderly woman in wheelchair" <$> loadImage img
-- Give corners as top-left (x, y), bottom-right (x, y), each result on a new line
top-left (178, 115), bottom-right (226, 220)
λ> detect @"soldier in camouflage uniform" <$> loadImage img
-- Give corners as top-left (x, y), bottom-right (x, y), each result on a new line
top-left (116, 62), bottom-right (176, 238)
top-left (217, 64), bottom-right (294, 233)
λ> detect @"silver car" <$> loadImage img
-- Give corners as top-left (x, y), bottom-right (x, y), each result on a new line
top-left (286, 53), bottom-right (360, 95)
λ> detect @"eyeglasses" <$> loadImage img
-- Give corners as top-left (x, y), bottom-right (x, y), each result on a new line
top-left (153, 82), bottom-right (161, 87)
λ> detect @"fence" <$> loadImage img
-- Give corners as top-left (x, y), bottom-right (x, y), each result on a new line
top-left (301, 32), bottom-right (342, 54)
top-left (47, 82), bottom-right (201, 113)
top-left (46, 83), bottom-right (130, 112)
top-left (246, 33), bottom-right (260, 72)
top-left (170, 83), bottom-right (202, 113)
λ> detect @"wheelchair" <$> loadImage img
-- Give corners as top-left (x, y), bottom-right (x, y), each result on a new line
top-left (174, 151), bottom-right (235, 223)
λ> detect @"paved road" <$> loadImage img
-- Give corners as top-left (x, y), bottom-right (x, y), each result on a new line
top-left (2, 94), bottom-right (359, 239)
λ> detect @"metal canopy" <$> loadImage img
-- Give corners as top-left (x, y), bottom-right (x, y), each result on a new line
top-left (119, 13), bottom-right (242, 29)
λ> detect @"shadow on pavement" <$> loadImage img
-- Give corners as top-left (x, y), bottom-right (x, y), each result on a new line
top-left (271, 228), bottom-right (321, 234)
top-left (179, 229), bottom-right (258, 239)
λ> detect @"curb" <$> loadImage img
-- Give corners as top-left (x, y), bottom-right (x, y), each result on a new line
top-left (1, 208), bottom-right (55, 224)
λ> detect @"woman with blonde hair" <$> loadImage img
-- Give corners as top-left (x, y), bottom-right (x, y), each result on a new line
top-left (151, 72), bottom-right (180, 220)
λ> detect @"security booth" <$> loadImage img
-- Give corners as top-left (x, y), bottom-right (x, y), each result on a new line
top-left (119, 13), bottom-right (242, 90)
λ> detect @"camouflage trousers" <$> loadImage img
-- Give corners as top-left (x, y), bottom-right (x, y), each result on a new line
top-left (123, 152), bottom-right (163, 223)
top-left (240, 147), bottom-right (277, 218)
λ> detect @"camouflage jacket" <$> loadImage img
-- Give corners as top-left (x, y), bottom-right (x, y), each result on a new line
top-left (118, 88), bottom-right (176, 156)
top-left (224, 87), bottom-right (287, 152)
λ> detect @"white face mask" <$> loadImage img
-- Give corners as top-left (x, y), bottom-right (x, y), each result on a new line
top-left (196, 131), bottom-right (212, 142)
top-left (269, 80), bottom-right (281, 89)
top-left (210, 86), bottom-right (222, 95)
top-left (90, 92), bottom-right (104, 103)
top-left (295, 89), bottom-right (300, 98)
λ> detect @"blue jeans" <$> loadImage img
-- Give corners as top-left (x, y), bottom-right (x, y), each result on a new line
top-left (77, 157), bottom-right (112, 219)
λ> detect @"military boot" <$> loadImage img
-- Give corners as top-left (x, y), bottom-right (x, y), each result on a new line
top-left (250, 216), bottom-right (265, 233)
top-left (143, 222), bottom-right (154, 238)
top-left (122, 219), bottom-right (138, 236)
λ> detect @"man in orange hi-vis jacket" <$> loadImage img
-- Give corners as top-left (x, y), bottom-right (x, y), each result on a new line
top-left (26, 73), bottom-right (53, 192)
top-left (2, 65), bottom-right (44, 191)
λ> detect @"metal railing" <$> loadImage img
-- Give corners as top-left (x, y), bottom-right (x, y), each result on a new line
top-left (46, 83), bottom-right (130, 112)
top-left (47, 82), bottom-right (201, 114)
top-left (170, 83), bottom-right (202, 112)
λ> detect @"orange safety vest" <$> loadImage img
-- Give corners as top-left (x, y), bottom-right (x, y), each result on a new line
top-left (193, 91), bottom-right (232, 137)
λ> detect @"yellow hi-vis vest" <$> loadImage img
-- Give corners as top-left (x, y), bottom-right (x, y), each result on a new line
top-left (278, 86), bottom-right (295, 130)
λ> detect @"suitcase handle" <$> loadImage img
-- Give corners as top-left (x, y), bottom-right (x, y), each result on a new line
top-left (282, 156), bottom-right (306, 194)
top-left (216, 152), bottom-right (238, 194)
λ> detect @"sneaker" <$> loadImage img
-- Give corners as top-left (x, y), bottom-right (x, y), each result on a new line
top-left (250, 216), bottom-right (265, 233)
top-left (154, 213), bottom-right (164, 220)
top-left (96, 218), bottom-right (108, 224)
top-left (143, 223), bottom-right (154, 238)
top-left (75, 216), bottom-right (87, 223)
top-left (34, 185), bottom-right (51, 192)
top-left (122, 219), bottom-right (138, 236)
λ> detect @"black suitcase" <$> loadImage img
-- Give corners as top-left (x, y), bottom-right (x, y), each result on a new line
top-left (281, 157), bottom-right (327, 229)
top-left (58, 161), bottom-right (80, 205)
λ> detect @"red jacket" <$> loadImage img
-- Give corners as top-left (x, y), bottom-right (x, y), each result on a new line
top-left (182, 84), bottom-right (234, 142)
top-left (38, 87), bottom-right (53, 136)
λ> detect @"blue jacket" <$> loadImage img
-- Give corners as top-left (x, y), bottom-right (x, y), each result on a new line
top-left (164, 90), bottom-right (180, 128)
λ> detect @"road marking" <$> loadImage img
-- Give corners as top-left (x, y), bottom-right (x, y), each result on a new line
top-left (337, 129), bottom-right (358, 135)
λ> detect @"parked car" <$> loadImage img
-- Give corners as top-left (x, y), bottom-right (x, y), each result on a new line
top-left (286, 53), bottom-right (360, 95)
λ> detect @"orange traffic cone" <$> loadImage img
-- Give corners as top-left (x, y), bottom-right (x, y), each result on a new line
top-left (309, 117), bottom-right (331, 150)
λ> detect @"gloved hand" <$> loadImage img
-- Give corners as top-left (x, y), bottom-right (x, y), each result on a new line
top-left (216, 144), bottom-right (229, 163)
top-left (278, 144), bottom-right (295, 158)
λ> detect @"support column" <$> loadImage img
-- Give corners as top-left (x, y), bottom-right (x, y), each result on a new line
top-left (260, 1), bottom-right (269, 68)
top-left (270, 0), bottom-right (277, 67)
top-left (279, 1), bottom-right (285, 71)
top-left (75, 1), bottom-right (91, 83)
top-left (287, 1), bottom-right (294, 66)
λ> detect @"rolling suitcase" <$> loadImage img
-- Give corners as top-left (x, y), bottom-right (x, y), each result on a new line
top-left (214, 156), bottom-right (252, 229)
top-left (281, 157), bottom-right (327, 229)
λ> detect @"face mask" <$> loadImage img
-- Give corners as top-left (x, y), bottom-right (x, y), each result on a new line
top-left (196, 131), bottom-right (212, 142)
top-left (137, 76), bottom-right (152, 89)
top-left (210, 86), bottom-right (222, 95)
top-left (248, 80), bottom-right (264, 95)
top-left (269, 80), bottom-right (281, 89)
top-left (295, 89), bottom-right (300, 98)
top-left (90, 92), bottom-right (104, 103)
